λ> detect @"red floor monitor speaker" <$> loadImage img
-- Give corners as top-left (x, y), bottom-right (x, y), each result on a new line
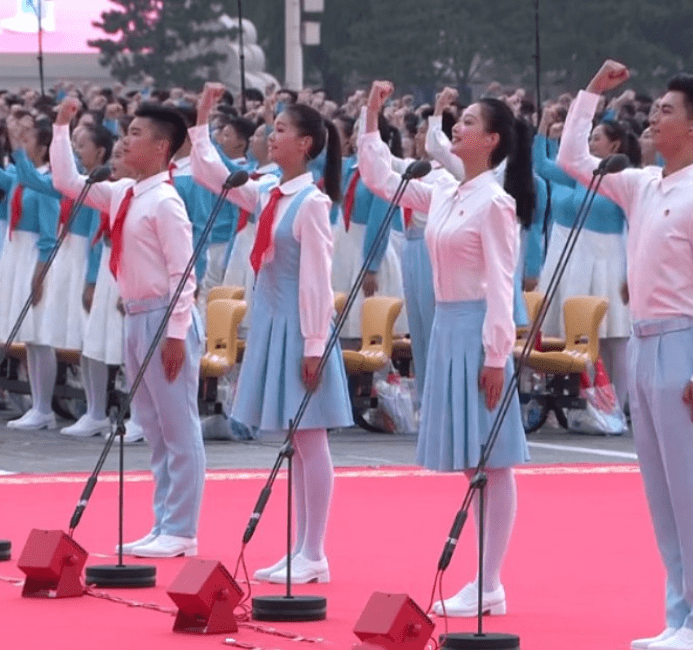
top-left (167, 559), bottom-right (244, 634)
top-left (353, 592), bottom-right (435, 650)
top-left (17, 529), bottom-right (88, 598)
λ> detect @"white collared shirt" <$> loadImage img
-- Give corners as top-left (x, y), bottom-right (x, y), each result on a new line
top-left (359, 130), bottom-right (519, 368)
top-left (188, 124), bottom-right (335, 357)
top-left (557, 90), bottom-right (693, 323)
top-left (50, 124), bottom-right (195, 339)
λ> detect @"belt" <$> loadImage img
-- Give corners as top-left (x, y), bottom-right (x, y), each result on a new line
top-left (124, 294), bottom-right (170, 316)
top-left (632, 316), bottom-right (693, 338)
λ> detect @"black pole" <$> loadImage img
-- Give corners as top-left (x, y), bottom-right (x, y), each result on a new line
top-left (237, 0), bottom-right (247, 115)
top-left (36, 0), bottom-right (45, 97)
top-left (534, 0), bottom-right (541, 119)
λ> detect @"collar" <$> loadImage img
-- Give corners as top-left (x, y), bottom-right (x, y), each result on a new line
top-left (278, 172), bottom-right (314, 196)
top-left (257, 162), bottom-right (280, 175)
top-left (657, 163), bottom-right (693, 195)
top-left (457, 169), bottom-right (497, 197)
top-left (133, 171), bottom-right (171, 198)
top-left (173, 156), bottom-right (191, 173)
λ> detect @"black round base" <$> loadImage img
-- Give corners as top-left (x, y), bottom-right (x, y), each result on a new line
top-left (0, 540), bottom-right (10, 562)
top-left (440, 633), bottom-right (521, 649)
top-left (85, 564), bottom-right (157, 588)
top-left (252, 595), bottom-right (327, 622)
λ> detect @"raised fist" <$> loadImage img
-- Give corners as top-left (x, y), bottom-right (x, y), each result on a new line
top-left (435, 86), bottom-right (458, 116)
top-left (367, 80), bottom-right (394, 113)
top-left (55, 98), bottom-right (81, 126)
top-left (587, 60), bottom-right (630, 95)
top-left (197, 83), bottom-right (226, 125)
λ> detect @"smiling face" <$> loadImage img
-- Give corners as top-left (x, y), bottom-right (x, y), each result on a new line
top-left (249, 124), bottom-right (269, 164)
top-left (110, 139), bottom-right (135, 180)
top-left (72, 127), bottom-right (105, 172)
top-left (267, 111), bottom-right (312, 168)
top-left (450, 103), bottom-right (498, 164)
top-left (648, 91), bottom-right (693, 159)
top-left (588, 124), bottom-right (620, 159)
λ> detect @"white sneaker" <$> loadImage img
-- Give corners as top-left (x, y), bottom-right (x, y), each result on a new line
top-left (632, 628), bottom-right (679, 649)
top-left (133, 534), bottom-right (197, 558)
top-left (433, 582), bottom-right (506, 617)
top-left (115, 532), bottom-right (159, 555)
top-left (650, 628), bottom-right (693, 650)
top-left (121, 420), bottom-right (145, 443)
top-left (61, 415), bottom-right (111, 437)
top-left (268, 553), bottom-right (330, 584)
top-left (7, 408), bottom-right (56, 430)
top-left (254, 555), bottom-right (294, 581)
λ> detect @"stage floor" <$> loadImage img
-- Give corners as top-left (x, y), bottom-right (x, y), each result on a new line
top-left (0, 463), bottom-right (663, 650)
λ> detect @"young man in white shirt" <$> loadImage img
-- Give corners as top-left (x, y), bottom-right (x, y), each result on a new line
top-left (50, 99), bottom-right (206, 559)
top-left (557, 60), bottom-right (693, 650)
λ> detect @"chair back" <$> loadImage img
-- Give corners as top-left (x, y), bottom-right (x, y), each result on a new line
top-left (207, 285), bottom-right (245, 303)
top-left (360, 296), bottom-right (403, 358)
top-left (562, 296), bottom-right (609, 362)
top-left (523, 291), bottom-right (544, 327)
top-left (206, 298), bottom-right (247, 366)
top-left (334, 292), bottom-right (347, 316)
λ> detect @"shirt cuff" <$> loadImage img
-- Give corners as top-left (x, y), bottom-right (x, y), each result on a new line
top-left (166, 320), bottom-right (189, 340)
top-left (484, 353), bottom-right (507, 368)
top-left (576, 89), bottom-right (601, 112)
top-left (304, 337), bottom-right (326, 358)
top-left (188, 124), bottom-right (209, 143)
top-left (428, 115), bottom-right (442, 128)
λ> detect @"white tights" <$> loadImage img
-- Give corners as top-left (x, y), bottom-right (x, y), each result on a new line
top-left (80, 355), bottom-right (109, 420)
top-left (464, 467), bottom-right (518, 592)
top-left (291, 428), bottom-right (334, 561)
top-left (25, 343), bottom-right (56, 414)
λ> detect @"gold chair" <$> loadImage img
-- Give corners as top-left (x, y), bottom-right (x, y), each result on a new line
top-left (207, 285), bottom-right (245, 303)
top-left (516, 291), bottom-right (566, 351)
top-left (342, 296), bottom-right (403, 375)
top-left (518, 295), bottom-right (609, 374)
top-left (200, 298), bottom-right (247, 379)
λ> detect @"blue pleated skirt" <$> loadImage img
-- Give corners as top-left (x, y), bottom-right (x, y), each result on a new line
top-left (416, 300), bottom-right (529, 471)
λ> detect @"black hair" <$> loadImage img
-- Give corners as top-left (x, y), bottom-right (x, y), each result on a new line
top-left (667, 74), bottom-right (693, 119)
top-left (479, 98), bottom-right (535, 229)
top-left (134, 102), bottom-right (187, 160)
top-left (284, 103), bottom-right (342, 203)
top-left (82, 124), bottom-right (115, 164)
top-left (333, 112), bottom-right (355, 141)
top-left (278, 88), bottom-right (298, 104)
top-left (228, 117), bottom-right (256, 147)
top-left (599, 120), bottom-right (642, 167)
top-left (244, 88), bottom-right (264, 104)
top-left (377, 113), bottom-right (403, 158)
top-left (221, 90), bottom-right (235, 107)
top-left (176, 104), bottom-right (198, 129)
top-left (403, 111), bottom-right (418, 138)
top-left (34, 118), bottom-right (53, 163)
top-left (441, 110), bottom-right (456, 141)
top-left (216, 103), bottom-right (238, 118)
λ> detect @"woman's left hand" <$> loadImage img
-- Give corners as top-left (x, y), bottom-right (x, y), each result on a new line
top-left (479, 366), bottom-right (505, 411)
top-left (302, 356), bottom-right (321, 391)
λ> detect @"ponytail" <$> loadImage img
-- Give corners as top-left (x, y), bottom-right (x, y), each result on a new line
top-left (504, 118), bottom-right (535, 230)
top-left (322, 118), bottom-right (342, 203)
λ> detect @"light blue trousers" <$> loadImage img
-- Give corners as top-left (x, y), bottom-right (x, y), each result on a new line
top-left (401, 230), bottom-right (435, 405)
top-left (629, 317), bottom-right (693, 629)
top-left (124, 297), bottom-right (206, 538)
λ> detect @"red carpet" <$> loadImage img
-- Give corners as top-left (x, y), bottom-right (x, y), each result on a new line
top-left (0, 465), bottom-right (663, 649)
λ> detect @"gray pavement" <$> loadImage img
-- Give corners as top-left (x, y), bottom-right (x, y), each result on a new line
top-left (0, 406), bottom-right (638, 476)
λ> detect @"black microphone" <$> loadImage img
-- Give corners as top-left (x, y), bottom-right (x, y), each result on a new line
top-left (87, 165), bottom-right (112, 184)
top-left (594, 153), bottom-right (630, 176)
top-left (223, 169), bottom-right (250, 190)
top-left (403, 159), bottom-right (432, 180)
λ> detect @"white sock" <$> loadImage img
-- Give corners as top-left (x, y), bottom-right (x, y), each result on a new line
top-left (82, 355), bottom-right (108, 420)
top-left (26, 344), bottom-right (56, 415)
top-left (292, 428), bottom-right (334, 561)
top-left (600, 337), bottom-right (629, 410)
top-left (466, 467), bottom-right (517, 592)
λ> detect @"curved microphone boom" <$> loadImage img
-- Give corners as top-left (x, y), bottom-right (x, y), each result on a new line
top-left (403, 160), bottom-right (432, 180)
top-left (224, 169), bottom-right (250, 190)
top-left (595, 153), bottom-right (630, 175)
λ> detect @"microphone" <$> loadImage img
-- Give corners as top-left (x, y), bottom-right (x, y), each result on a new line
top-left (403, 160), bottom-right (432, 180)
top-left (223, 169), bottom-right (250, 190)
top-left (87, 165), bottom-right (112, 184)
top-left (594, 153), bottom-right (629, 176)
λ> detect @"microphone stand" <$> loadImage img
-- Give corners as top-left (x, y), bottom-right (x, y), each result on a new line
top-left (435, 157), bottom-right (625, 649)
top-left (244, 161), bottom-right (430, 623)
top-left (237, 0), bottom-right (247, 115)
top-left (63, 171), bottom-right (248, 589)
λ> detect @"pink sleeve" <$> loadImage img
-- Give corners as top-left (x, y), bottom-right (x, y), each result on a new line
top-left (155, 196), bottom-right (197, 339)
top-left (189, 125), bottom-right (261, 213)
top-left (293, 192), bottom-right (335, 357)
top-left (358, 132), bottom-right (433, 214)
top-left (480, 194), bottom-right (519, 367)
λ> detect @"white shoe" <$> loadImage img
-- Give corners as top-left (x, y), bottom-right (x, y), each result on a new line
top-left (115, 532), bottom-right (159, 555)
top-left (7, 409), bottom-right (56, 430)
top-left (268, 553), bottom-right (330, 584)
top-left (133, 534), bottom-right (197, 558)
top-left (433, 582), bottom-right (506, 617)
top-left (632, 628), bottom-right (679, 649)
top-left (61, 415), bottom-right (111, 437)
top-left (649, 628), bottom-right (693, 650)
top-left (121, 420), bottom-right (145, 443)
top-left (254, 554), bottom-right (294, 581)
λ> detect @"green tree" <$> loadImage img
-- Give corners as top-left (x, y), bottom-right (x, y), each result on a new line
top-left (89, 0), bottom-right (230, 89)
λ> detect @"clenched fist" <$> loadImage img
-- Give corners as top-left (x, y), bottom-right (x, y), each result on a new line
top-left (586, 60), bottom-right (630, 95)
